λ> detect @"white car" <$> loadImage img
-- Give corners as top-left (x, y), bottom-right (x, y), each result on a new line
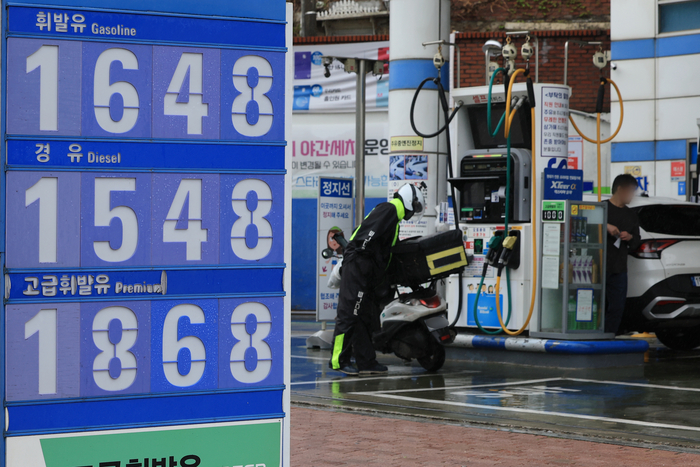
top-left (626, 196), bottom-right (700, 349)
top-left (585, 194), bottom-right (700, 349)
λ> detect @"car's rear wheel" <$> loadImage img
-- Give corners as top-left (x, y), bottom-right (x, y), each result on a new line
top-left (656, 327), bottom-right (700, 351)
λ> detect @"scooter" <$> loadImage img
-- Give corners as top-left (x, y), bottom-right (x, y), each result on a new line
top-left (322, 235), bottom-right (455, 372)
top-left (374, 284), bottom-right (454, 371)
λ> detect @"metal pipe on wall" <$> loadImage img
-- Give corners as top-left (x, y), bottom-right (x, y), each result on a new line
top-left (355, 59), bottom-right (367, 227)
top-left (301, 0), bottom-right (317, 37)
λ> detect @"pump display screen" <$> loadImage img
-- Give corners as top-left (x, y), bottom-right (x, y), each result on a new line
top-left (468, 103), bottom-right (532, 149)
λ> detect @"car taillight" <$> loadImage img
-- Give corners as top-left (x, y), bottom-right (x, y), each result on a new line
top-left (419, 295), bottom-right (442, 308)
top-left (633, 239), bottom-right (679, 259)
top-left (656, 299), bottom-right (686, 307)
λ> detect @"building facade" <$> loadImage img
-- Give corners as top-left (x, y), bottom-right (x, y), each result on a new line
top-left (610, 0), bottom-right (700, 199)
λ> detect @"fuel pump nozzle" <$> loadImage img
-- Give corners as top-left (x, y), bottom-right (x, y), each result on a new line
top-left (512, 96), bottom-right (526, 112)
top-left (485, 234), bottom-right (504, 268)
top-left (498, 235), bottom-right (518, 270)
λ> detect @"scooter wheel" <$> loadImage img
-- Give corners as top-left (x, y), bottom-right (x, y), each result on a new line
top-left (417, 345), bottom-right (445, 372)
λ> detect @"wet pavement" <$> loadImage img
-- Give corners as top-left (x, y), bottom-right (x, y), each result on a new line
top-left (291, 317), bottom-right (700, 452)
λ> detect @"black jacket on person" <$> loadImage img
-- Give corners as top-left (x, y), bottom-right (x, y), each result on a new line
top-left (344, 198), bottom-right (405, 281)
top-left (329, 197), bottom-right (406, 371)
top-left (606, 200), bottom-right (641, 275)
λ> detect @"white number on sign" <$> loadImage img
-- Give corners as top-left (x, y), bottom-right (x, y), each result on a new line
top-left (25, 177), bottom-right (58, 263)
top-left (26, 45), bottom-right (58, 131)
top-left (94, 48), bottom-right (140, 133)
top-left (163, 179), bottom-right (208, 261)
top-left (25, 309), bottom-right (57, 394)
top-left (230, 302), bottom-right (272, 383)
top-left (92, 306), bottom-right (138, 391)
top-left (231, 55), bottom-right (274, 137)
top-left (230, 179), bottom-right (273, 260)
top-left (162, 304), bottom-right (207, 387)
top-left (164, 53), bottom-right (208, 135)
top-left (93, 178), bottom-right (139, 262)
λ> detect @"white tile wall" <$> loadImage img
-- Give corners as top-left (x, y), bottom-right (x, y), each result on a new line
top-left (612, 99), bottom-right (655, 142)
top-left (657, 96), bottom-right (700, 140)
top-left (610, 59), bottom-right (655, 102)
top-left (611, 0), bottom-right (656, 41)
top-left (657, 54), bottom-right (700, 99)
top-left (655, 160), bottom-right (687, 200)
top-left (611, 161), bottom-right (656, 196)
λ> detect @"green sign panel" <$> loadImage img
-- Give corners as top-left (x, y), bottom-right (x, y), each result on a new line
top-left (39, 421), bottom-right (281, 467)
top-left (542, 201), bottom-right (566, 223)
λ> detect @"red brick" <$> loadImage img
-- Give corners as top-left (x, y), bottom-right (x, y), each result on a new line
top-left (292, 407), bottom-right (700, 466)
top-left (293, 29), bottom-right (612, 113)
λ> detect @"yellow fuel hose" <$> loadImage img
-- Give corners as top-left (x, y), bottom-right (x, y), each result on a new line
top-left (496, 77), bottom-right (623, 335)
top-left (504, 69), bottom-right (525, 137)
top-left (494, 69), bottom-right (537, 336)
top-left (568, 78), bottom-right (624, 202)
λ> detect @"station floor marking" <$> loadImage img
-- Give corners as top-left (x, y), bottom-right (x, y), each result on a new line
top-left (353, 377), bottom-right (565, 395)
top-left (291, 355), bottom-right (329, 362)
top-left (363, 393), bottom-right (700, 433)
top-left (353, 377), bottom-right (700, 396)
top-left (566, 377), bottom-right (700, 393)
top-left (291, 370), bottom-right (479, 386)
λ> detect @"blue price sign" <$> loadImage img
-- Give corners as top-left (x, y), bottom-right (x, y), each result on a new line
top-left (6, 40), bottom-right (284, 140)
top-left (2, 1), bottom-right (290, 466)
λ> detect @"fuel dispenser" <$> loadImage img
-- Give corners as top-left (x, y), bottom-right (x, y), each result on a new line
top-left (441, 32), bottom-right (625, 340)
top-left (445, 33), bottom-right (571, 335)
top-left (404, 29), bottom-right (624, 340)
top-left (451, 148), bottom-right (531, 224)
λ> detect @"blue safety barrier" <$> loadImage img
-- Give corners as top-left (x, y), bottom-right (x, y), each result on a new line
top-left (452, 334), bottom-right (650, 355)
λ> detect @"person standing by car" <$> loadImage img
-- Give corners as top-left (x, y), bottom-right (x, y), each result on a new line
top-left (605, 174), bottom-right (642, 334)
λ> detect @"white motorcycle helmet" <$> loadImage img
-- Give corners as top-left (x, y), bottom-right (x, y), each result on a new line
top-left (395, 183), bottom-right (425, 222)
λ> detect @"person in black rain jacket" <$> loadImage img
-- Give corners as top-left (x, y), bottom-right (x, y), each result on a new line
top-left (329, 183), bottom-right (425, 376)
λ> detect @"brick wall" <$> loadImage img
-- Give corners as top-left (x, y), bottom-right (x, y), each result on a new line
top-left (294, 34), bottom-right (388, 45)
top-left (292, 1), bottom-right (610, 35)
top-left (452, 0), bottom-right (610, 23)
top-left (293, 29), bottom-right (611, 113)
top-left (455, 29), bottom-right (611, 112)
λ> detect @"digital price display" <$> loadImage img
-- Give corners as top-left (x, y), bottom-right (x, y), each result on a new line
top-left (2, 2), bottom-right (290, 466)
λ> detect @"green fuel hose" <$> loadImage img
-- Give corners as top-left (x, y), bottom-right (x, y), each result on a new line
top-left (496, 68), bottom-right (536, 336)
top-left (472, 67), bottom-right (512, 335)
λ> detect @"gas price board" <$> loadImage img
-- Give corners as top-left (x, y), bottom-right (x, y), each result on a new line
top-left (1, 1), bottom-right (290, 466)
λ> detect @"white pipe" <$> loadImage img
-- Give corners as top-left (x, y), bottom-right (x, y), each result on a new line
top-left (389, 0), bottom-right (450, 216)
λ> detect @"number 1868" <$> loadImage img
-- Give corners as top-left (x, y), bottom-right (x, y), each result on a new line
top-left (6, 298), bottom-right (283, 401)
